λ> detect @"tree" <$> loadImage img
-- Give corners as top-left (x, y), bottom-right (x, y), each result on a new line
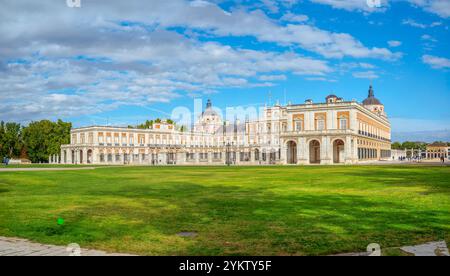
top-left (0, 121), bottom-right (5, 158)
top-left (21, 120), bottom-right (71, 163)
top-left (398, 141), bottom-right (427, 150)
top-left (137, 120), bottom-right (154, 129)
top-left (134, 118), bottom-right (176, 129)
top-left (3, 122), bottom-right (22, 158)
top-left (391, 142), bottom-right (402, 150)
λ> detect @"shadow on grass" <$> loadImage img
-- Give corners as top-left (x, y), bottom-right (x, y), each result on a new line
top-left (339, 166), bottom-right (450, 195)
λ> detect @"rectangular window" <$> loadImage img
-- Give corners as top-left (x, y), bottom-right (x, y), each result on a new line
top-left (340, 118), bottom-right (348, 130)
top-left (317, 120), bottom-right (325, 131)
top-left (295, 120), bottom-right (303, 131)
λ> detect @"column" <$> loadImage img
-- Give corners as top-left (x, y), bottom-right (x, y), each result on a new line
top-left (67, 149), bottom-right (72, 164)
top-left (280, 140), bottom-right (287, 165)
top-left (207, 151), bottom-right (212, 164)
top-left (298, 137), bottom-right (307, 165)
top-left (345, 136), bottom-right (353, 164)
top-left (82, 148), bottom-right (88, 165)
top-left (321, 136), bottom-right (332, 165)
top-left (195, 152), bottom-right (200, 164)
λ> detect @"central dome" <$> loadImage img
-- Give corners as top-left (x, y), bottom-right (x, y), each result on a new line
top-left (363, 85), bottom-right (382, 105)
top-left (202, 99), bottom-right (219, 116)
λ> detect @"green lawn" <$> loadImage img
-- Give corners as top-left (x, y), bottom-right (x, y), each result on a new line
top-left (0, 165), bottom-right (449, 255)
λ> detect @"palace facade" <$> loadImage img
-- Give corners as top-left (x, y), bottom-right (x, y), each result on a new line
top-left (56, 86), bottom-right (391, 165)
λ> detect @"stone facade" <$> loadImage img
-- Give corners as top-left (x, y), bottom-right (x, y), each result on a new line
top-left (58, 86), bottom-right (391, 165)
top-left (426, 142), bottom-right (449, 159)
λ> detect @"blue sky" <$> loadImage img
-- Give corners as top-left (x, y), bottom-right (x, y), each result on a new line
top-left (0, 0), bottom-right (449, 141)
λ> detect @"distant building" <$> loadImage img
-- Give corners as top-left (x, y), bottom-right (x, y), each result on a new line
top-left (426, 142), bottom-right (449, 159)
top-left (57, 85), bottom-right (391, 165)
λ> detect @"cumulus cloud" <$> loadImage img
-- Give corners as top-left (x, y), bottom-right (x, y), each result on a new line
top-left (280, 12), bottom-right (309, 22)
top-left (407, 0), bottom-right (450, 18)
top-left (0, 0), bottom-right (399, 60)
top-left (0, 26), bottom-right (332, 121)
top-left (309, 0), bottom-right (388, 12)
top-left (311, 0), bottom-right (450, 18)
top-left (259, 74), bottom-right (288, 81)
top-left (422, 55), bottom-right (450, 69)
top-left (0, 0), bottom-right (401, 121)
top-left (388, 40), bottom-right (402, 47)
top-left (421, 34), bottom-right (437, 42)
top-left (402, 18), bottom-right (443, 28)
top-left (352, 70), bottom-right (379, 79)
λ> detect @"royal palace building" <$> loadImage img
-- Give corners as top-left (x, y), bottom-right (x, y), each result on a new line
top-left (56, 86), bottom-right (391, 165)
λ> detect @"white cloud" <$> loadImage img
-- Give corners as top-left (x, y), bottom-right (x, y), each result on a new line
top-left (0, 0), bottom-right (403, 121)
top-left (0, 27), bottom-right (332, 121)
top-left (280, 12), bottom-right (309, 22)
top-left (305, 77), bottom-right (337, 82)
top-left (309, 0), bottom-right (388, 12)
top-left (309, 0), bottom-right (450, 18)
top-left (422, 55), bottom-right (450, 69)
top-left (421, 34), bottom-right (437, 42)
top-left (388, 40), bottom-right (402, 47)
top-left (402, 18), bottom-right (444, 28)
top-left (407, 0), bottom-right (450, 18)
top-left (259, 75), bottom-right (287, 81)
top-left (352, 70), bottom-right (379, 79)
top-left (0, 0), bottom-right (400, 61)
top-left (402, 19), bottom-right (427, 28)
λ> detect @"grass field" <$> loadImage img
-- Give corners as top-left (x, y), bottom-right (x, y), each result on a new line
top-left (0, 165), bottom-right (449, 255)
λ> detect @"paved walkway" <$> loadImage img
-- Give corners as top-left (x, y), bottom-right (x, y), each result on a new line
top-left (401, 241), bottom-right (450, 256)
top-left (0, 237), bottom-right (132, 256)
top-left (0, 167), bottom-right (96, 172)
top-left (332, 241), bottom-right (449, 256)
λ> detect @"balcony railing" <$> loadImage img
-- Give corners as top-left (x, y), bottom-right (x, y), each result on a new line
top-left (281, 129), bottom-right (352, 136)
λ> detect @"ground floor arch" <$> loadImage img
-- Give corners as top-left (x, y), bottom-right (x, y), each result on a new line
top-left (87, 149), bottom-right (93, 164)
top-left (309, 140), bottom-right (321, 164)
top-left (333, 139), bottom-right (345, 164)
top-left (286, 140), bottom-right (297, 164)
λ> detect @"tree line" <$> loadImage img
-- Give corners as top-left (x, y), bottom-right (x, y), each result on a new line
top-left (391, 141), bottom-right (450, 150)
top-left (0, 120), bottom-right (71, 163)
top-left (128, 118), bottom-right (186, 131)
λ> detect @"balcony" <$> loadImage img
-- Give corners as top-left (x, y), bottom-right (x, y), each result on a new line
top-left (281, 129), bottom-right (352, 137)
